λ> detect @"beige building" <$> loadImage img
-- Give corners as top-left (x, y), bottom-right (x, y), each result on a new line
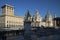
top-left (45, 11), bottom-right (53, 27)
top-left (31, 10), bottom-right (42, 27)
top-left (0, 4), bottom-right (56, 30)
top-left (31, 10), bottom-right (53, 27)
top-left (0, 4), bottom-right (24, 30)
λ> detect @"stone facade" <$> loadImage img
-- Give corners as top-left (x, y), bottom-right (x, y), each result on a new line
top-left (31, 10), bottom-right (53, 27)
top-left (0, 4), bottom-right (24, 30)
top-left (45, 11), bottom-right (53, 27)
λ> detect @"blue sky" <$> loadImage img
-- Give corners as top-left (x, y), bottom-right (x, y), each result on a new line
top-left (0, 0), bottom-right (60, 18)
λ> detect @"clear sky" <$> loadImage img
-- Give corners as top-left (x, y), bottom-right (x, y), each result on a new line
top-left (0, 0), bottom-right (60, 18)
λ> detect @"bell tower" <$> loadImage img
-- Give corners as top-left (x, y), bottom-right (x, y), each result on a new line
top-left (1, 4), bottom-right (14, 15)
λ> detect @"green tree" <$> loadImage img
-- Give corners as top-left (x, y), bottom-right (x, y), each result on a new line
top-left (25, 10), bottom-right (31, 21)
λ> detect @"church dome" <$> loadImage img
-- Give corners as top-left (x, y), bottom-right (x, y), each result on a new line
top-left (32, 10), bottom-right (42, 22)
top-left (45, 10), bottom-right (52, 22)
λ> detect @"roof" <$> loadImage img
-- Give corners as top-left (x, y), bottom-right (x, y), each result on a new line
top-left (53, 17), bottom-right (60, 20)
top-left (1, 4), bottom-right (14, 8)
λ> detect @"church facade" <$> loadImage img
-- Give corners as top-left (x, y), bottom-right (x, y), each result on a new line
top-left (25, 10), bottom-right (53, 28)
